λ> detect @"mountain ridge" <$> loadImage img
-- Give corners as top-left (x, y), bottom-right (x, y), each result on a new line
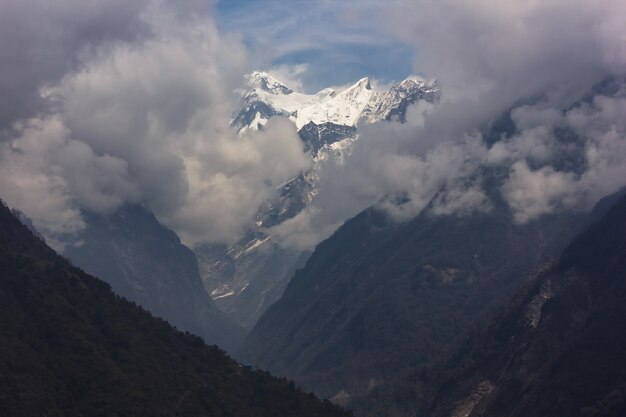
top-left (233, 72), bottom-right (439, 132)
top-left (63, 204), bottom-right (245, 352)
top-left (0, 198), bottom-right (352, 417)
top-left (240, 187), bottom-right (590, 403)
top-left (195, 72), bottom-right (437, 329)
top-left (413, 191), bottom-right (626, 417)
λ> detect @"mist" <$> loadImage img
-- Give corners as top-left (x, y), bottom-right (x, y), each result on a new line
top-left (0, 0), bottom-right (310, 248)
top-left (0, 0), bottom-right (624, 252)
top-left (265, 0), bottom-right (626, 250)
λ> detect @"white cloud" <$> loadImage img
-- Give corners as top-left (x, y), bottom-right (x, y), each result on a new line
top-left (499, 93), bottom-right (626, 222)
top-left (266, 0), bottom-right (626, 249)
top-left (502, 161), bottom-right (579, 223)
top-left (1, 0), bottom-right (625, 254)
top-left (267, 64), bottom-right (309, 92)
top-left (0, 0), bottom-right (311, 247)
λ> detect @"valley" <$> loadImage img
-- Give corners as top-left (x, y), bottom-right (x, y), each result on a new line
top-left (1, 1), bottom-right (625, 416)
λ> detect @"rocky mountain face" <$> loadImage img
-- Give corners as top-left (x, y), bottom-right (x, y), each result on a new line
top-left (63, 204), bottom-right (244, 352)
top-left (195, 235), bottom-right (308, 330)
top-left (240, 183), bottom-right (590, 404)
top-left (0, 200), bottom-right (352, 417)
top-left (298, 122), bottom-right (358, 157)
top-left (241, 78), bottom-right (626, 415)
top-left (193, 122), bottom-right (357, 330)
top-left (388, 191), bottom-right (626, 417)
top-left (361, 78), bottom-right (440, 123)
top-left (194, 73), bottom-right (438, 330)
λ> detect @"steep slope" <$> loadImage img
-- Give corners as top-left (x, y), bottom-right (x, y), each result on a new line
top-left (0, 199), bottom-right (352, 417)
top-left (241, 78), bottom-right (624, 406)
top-left (63, 204), bottom-right (244, 352)
top-left (241, 193), bottom-right (589, 403)
top-left (362, 77), bottom-right (440, 123)
top-left (294, 77), bottom-right (375, 128)
top-left (195, 234), bottom-right (307, 330)
top-left (298, 122), bottom-right (358, 157)
top-left (196, 72), bottom-right (437, 330)
top-left (194, 122), bottom-right (356, 329)
top-left (412, 192), bottom-right (626, 417)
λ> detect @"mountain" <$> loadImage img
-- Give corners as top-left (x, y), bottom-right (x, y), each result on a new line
top-left (194, 73), bottom-right (437, 329)
top-left (240, 78), bottom-right (625, 408)
top-left (232, 72), bottom-right (439, 132)
top-left (298, 122), bottom-right (358, 157)
top-left (0, 199), bottom-right (352, 417)
top-left (63, 204), bottom-right (244, 352)
top-left (240, 181), bottom-right (590, 404)
top-left (384, 191), bottom-right (626, 417)
top-left (11, 208), bottom-right (45, 241)
top-left (194, 123), bottom-right (356, 329)
top-left (195, 233), bottom-right (308, 330)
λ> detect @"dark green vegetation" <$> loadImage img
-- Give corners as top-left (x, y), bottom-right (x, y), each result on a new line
top-left (64, 205), bottom-right (244, 352)
top-left (0, 200), bottom-right (352, 417)
top-left (242, 192), bottom-right (587, 406)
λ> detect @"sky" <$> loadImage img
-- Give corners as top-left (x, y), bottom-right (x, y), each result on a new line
top-left (216, 0), bottom-right (415, 92)
top-left (0, 0), bottom-right (625, 251)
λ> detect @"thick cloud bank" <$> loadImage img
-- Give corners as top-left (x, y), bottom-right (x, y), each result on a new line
top-left (1, 0), bottom-right (625, 252)
top-left (0, 0), bottom-right (310, 247)
top-left (266, 0), bottom-right (626, 250)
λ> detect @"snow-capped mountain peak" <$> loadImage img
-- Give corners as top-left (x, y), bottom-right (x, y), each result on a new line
top-left (361, 77), bottom-right (439, 123)
top-left (200, 72), bottom-right (440, 327)
top-left (294, 76), bottom-right (374, 128)
top-left (353, 76), bottom-right (372, 90)
top-left (232, 72), bottom-right (440, 131)
top-left (315, 87), bottom-right (337, 100)
top-left (246, 71), bottom-right (293, 95)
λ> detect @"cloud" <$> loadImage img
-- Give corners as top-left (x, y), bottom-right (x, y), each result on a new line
top-left (0, 0), bottom-right (310, 247)
top-left (0, 0), bottom-right (153, 126)
top-left (164, 117), bottom-right (311, 245)
top-left (267, 64), bottom-right (309, 92)
top-left (429, 182), bottom-right (493, 218)
top-left (494, 91), bottom-right (626, 222)
top-left (1, 0), bottom-right (625, 254)
top-left (502, 161), bottom-right (579, 223)
top-left (217, 0), bottom-right (415, 91)
top-left (386, 0), bottom-right (625, 105)
top-left (267, 109), bottom-right (491, 250)
top-left (0, 115), bottom-right (144, 248)
top-left (265, 0), bottom-right (626, 250)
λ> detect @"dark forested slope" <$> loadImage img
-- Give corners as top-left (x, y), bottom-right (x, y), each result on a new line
top-left (0, 200), bottom-right (351, 417)
top-left (64, 205), bottom-right (244, 352)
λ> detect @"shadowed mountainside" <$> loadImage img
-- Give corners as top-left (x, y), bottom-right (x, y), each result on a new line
top-left (402, 191), bottom-right (626, 417)
top-left (64, 205), bottom-right (244, 352)
top-left (242, 190), bottom-right (588, 405)
top-left (0, 199), bottom-right (351, 417)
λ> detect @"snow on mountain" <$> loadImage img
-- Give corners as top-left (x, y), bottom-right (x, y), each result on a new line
top-left (294, 77), bottom-right (373, 128)
top-left (232, 72), bottom-right (439, 132)
top-left (246, 71), bottom-right (294, 95)
top-left (196, 71), bottom-right (440, 329)
top-left (194, 121), bottom-right (358, 328)
top-left (362, 76), bottom-right (440, 123)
